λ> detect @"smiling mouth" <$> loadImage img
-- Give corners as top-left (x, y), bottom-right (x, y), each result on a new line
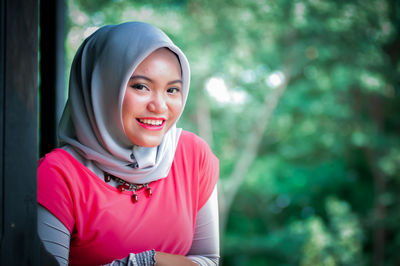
top-left (137, 118), bottom-right (164, 126)
top-left (136, 118), bottom-right (166, 130)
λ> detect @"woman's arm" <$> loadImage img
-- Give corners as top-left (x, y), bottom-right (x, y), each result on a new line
top-left (37, 205), bottom-right (70, 266)
top-left (38, 206), bottom-right (195, 266)
top-left (37, 186), bottom-right (219, 266)
top-left (186, 186), bottom-right (220, 265)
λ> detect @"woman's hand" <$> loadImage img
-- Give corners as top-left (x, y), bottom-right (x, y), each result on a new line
top-left (155, 252), bottom-right (197, 266)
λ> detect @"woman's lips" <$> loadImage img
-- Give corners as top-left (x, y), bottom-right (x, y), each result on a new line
top-left (136, 118), bottom-right (166, 131)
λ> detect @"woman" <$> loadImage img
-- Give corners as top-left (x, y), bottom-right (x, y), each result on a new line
top-left (37, 22), bottom-right (219, 265)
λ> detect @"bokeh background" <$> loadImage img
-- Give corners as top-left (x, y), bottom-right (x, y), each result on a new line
top-left (65, 0), bottom-right (400, 265)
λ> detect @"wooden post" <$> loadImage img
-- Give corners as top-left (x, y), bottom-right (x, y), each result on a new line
top-left (0, 0), bottom-right (40, 264)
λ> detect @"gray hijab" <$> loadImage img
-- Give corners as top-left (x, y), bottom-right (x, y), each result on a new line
top-left (58, 22), bottom-right (190, 184)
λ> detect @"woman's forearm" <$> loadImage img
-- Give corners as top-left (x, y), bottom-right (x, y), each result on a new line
top-left (155, 252), bottom-right (196, 266)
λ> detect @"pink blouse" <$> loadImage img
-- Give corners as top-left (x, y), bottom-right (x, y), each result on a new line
top-left (37, 131), bottom-right (219, 266)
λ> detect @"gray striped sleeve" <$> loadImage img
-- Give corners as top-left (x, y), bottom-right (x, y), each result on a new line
top-left (187, 186), bottom-right (220, 265)
top-left (37, 205), bottom-right (70, 266)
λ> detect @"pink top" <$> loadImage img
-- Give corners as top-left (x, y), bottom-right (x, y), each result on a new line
top-left (37, 131), bottom-right (219, 266)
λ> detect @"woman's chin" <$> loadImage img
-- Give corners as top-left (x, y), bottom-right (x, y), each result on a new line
top-left (130, 137), bottom-right (163, 148)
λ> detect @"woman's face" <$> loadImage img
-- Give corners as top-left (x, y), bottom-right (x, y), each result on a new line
top-left (122, 48), bottom-right (183, 147)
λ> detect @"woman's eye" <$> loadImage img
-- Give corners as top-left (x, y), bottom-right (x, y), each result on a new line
top-left (131, 84), bottom-right (148, 91)
top-left (167, 87), bottom-right (180, 94)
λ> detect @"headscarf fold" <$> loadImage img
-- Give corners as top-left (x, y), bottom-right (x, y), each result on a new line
top-left (58, 22), bottom-right (190, 184)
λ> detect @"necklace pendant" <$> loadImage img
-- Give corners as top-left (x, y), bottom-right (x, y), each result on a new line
top-left (145, 187), bottom-right (152, 197)
top-left (131, 193), bottom-right (138, 203)
top-left (118, 183), bottom-right (130, 192)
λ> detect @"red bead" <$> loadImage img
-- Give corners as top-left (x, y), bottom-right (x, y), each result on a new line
top-left (145, 187), bottom-right (152, 197)
top-left (117, 185), bottom-right (125, 192)
top-left (132, 193), bottom-right (138, 203)
top-left (105, 175), bottom-right (111, 182)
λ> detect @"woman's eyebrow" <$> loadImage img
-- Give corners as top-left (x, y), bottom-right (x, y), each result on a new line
top-left (130, 75), bottom-right (152, 82)
top-left (130, 75), bottom-right (183, 85)
top-left (168, 79), bottom-right (183, 85)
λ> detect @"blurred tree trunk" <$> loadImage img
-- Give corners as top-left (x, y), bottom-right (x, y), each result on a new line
top-left (218, 75), bottom-right (289, 232)
top-left (195, 83), bottom-right (213, 148)
top-left (195, 75), bottom-right (288, 232)
top-left (364, 147), bottom-right (386, 266)
top-left (364, 95), bottom-right (386, 266)
top-left (194, 67), bottom-right (289, 233)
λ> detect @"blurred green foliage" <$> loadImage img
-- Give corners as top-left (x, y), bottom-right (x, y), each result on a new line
top-left (66, 0), bottom-right (400, 265)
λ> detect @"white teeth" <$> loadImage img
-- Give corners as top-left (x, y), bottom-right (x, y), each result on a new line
top-left (139, 119), bottom-right (163, 126)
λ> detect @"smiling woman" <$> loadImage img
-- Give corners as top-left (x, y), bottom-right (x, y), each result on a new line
top-left (37, 22), bottom-right (220, 266)
top-left (122, 48), bottom-right (183, 148)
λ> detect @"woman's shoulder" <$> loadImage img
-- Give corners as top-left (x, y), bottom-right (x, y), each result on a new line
top-left (178, 132), bottom-right (219, 210)
top-left (177, 130), bottom-right (218, 163)
top-left (179, 130), bottom-right (211, 149)
top-left (37, 149), bottom-right (83, 233)
top-left (38, 148), bottom-right (94, 199)
top-left (38, 148), bottom-right (85, 174)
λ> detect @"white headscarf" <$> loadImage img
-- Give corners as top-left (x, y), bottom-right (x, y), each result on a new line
top-left (58, 22), bottom-right (190, 184)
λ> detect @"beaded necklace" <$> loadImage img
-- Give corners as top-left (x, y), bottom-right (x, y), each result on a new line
top-left (104, 173), bottom-right (152, 203)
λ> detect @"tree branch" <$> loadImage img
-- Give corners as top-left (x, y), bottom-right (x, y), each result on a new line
top-left (219, 71), bottom-right (290, 231)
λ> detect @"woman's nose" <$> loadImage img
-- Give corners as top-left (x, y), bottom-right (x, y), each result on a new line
top-left (147, 92), bottom-right (167, 113)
